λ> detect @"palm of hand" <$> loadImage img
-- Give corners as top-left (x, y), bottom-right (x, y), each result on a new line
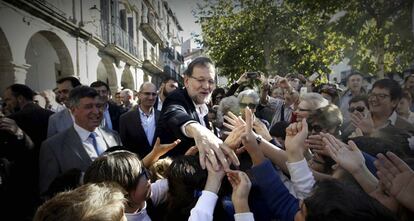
top-left (334, 146), bottom-right (364, 174)
top-left (391, 171), bottom-right (414, 203)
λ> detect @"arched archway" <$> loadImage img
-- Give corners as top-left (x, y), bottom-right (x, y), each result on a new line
top-left (25, 31), bottom-right (74, 91)
top-left (0, 28), bottom-right (14, 93)
top-left (121, 66), bottom-right (135, 89)
top-left (97, 56), bottom-right (118, 94)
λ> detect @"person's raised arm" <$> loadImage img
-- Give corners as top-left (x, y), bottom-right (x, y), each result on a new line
top-left (375, 152), bottom-right (414, 212)
top-left (142, 137), bottom-right (181, 168)
top-left (322, 133), bottom-right (378, 193)
top-left (227, 170), bottom-right (255, 221)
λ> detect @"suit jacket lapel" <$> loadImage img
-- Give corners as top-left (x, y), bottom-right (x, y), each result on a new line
top-left (66, 127), bottom-right (92, 165)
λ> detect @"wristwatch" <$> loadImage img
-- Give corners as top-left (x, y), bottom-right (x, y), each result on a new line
top-left (256, 135), bottom-right (262, 145)
top-left (15, 129), bottom-right (24, 140)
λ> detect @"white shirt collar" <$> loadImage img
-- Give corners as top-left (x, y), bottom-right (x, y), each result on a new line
top-left (73, 122), bottom-right (99, 142)
top-left (388, 111), bottom-right (398, 126)
top-left (192, 101), bottom-right (209, 118)
top-left (138, 106), bottom-right (154, 117)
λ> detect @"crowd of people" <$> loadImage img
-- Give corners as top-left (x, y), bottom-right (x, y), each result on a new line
top-left (1, 56), bottom-right (414, 221)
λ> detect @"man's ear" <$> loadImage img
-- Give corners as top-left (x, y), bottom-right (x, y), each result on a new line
top-left (16, 95), bottom-right (25, 105)
top-left (184, 76), bottom-right (190, 88)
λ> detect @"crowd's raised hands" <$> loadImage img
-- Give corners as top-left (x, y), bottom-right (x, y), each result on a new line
top-left (285, 118), bottom-right (308, 162)
top-left (375, 152), bottom-right (414, 212)
top-left (351, 111), bottom-right (374, 135)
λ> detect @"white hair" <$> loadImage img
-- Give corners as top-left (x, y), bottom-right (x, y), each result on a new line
top-left (300, 92), bottom-right (329, 110)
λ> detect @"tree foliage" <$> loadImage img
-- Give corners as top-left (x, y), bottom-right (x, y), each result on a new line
top-left (195, 0), bottom-right (414, 81)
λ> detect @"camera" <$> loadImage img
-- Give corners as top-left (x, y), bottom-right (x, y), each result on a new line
top-left (246, 72), bottom-right (259, 78)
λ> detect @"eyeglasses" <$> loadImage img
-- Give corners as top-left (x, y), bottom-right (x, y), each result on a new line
top-left (368, 93), bottom-right (390, 100)
top-left (308, 123), bottom-right (323, 133)
top-left (239, 103), bottom-right (258, 109)
top-left (189, 76), bottom-right (215, 85)
top-left (141, 92), bottom-right (157, 97)
top-left (348, 106), bottom-right (365, 113)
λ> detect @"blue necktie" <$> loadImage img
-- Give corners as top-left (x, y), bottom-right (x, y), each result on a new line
top-left (89, 132), bottom-right (104, 156)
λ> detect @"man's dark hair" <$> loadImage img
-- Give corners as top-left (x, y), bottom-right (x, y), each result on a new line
top-left (90, 80), bottom-right (110, 91)
top-left (304, 180), bottom-right (397, 221)
top-left (56, 76), bottom-right (81, 88)
top-left (348, 94), bottom-right (369, 107)
top-left (371, 78), bottom-right (402, 101)
top-left (7, 84), bottom-right (35, 101)
top-left (346, 71), bottom-right (363, 82)
top-left (68, 86), bottom-right (98, 108)
top-left (183, 57), bottom-right (213, 77)
top-left (162, 77), bottom-right (178, 84)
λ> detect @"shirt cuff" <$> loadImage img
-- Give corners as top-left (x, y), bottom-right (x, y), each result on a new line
top-left (286, 158), bottom-right (314, 183)
top-left (234, 212), bottom-right (255, 221)
top-left (194, 190), bottom-right (219, 213)
top-left (181, 120), bottom-right (199, 137)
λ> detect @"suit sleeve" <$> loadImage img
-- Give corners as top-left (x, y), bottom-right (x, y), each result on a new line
top-left (162, 100), bottom-right (196, 140)
top-left (249, 159), bottom-right (299, 221)
top-left (39, 140), bottom-right (60, 195)
top-left (47, 115), bottom-right (57, 138)
top-left (119, 113), bottom-right (127, 146)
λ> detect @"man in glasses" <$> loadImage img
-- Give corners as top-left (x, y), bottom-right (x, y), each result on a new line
top-left (340, 95), bottom-right (370, 139)
top-left (119, 82), bottom-right (160, 158)
top-left (352, 79), bottom-right (414, 155)
top-left (157, 57), bottom-right (239, 171)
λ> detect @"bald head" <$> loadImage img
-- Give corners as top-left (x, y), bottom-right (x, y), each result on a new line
top-left (138, 82), bottom-right (157, 110)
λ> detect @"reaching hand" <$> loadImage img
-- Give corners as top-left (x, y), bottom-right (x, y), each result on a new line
top-left (285, 118), bottom-right (308, 162)
top-left (305, 134), bottom-right (327, 155)
top-left (322, 134), bottom-right (364, 175)
top-left (241, 107), bottom-right (265, 166)
top-left (223, 111), bottom-right (245, 131)
top-left (224, 125), bottom-right (245, 150)
top-left (184, 146), bottom-right (199, 156)
top-left (375, 152), bottom-right (414, 211)
top-left (189, 123), bottom-right (240, 171)
top-left (237, 72), bottom-right (249, 85)
top-left (253, 118), bottom-right (272, 141)
top-left (204, 159), bottom-right (225, 193)
top-left (351, 111), bottom-right (374, 135)
top-left (152, 137), bottom-right (181, 158)
top-left (227, 170), bottom-right (251, 213)
top-left (348, 127), bottom-right (363, 139)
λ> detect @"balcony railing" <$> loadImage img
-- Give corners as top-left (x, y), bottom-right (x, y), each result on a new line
top-left (100, 20), bottom-right (139, 59)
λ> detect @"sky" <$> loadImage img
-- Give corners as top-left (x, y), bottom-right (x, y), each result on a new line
top-left (167, 0), bottom-right (202, 42)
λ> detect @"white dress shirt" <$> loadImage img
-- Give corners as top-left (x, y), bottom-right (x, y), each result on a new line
top-left (138, 107), bottom-right (156, 145)
top-left (73, 123), bottom-right (107, 160)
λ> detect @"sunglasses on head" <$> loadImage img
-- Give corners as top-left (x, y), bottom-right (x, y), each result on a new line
top-left (348, 106), bottom-right (365, 113)
top-left (239, 103), bottom-right (258, 109)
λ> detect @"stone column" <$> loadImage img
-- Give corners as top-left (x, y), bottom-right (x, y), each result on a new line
top-left (11, 61), bottom-right (31, 84)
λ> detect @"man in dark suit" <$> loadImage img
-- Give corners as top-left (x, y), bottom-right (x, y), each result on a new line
top-left (39, 86), bottom-right (121, 195)
top-left (119, 82), bottom-right (159, 158)
top-left (157, 57), bottom-right (239, 170)
top-left (90, 81), bottom-right (126, 133)
top-left (2, 84), bottom-right (54, 219)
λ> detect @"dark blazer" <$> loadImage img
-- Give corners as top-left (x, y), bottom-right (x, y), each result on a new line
top-left (108, 102), bottom-right (127, 132)
top-left (9, 102), bottom-right (54, 149)
top-left (39, 126), bottom-right (121, 194)
top-left (156, 88), bottom-right (210, 156)
top-left (119, 107), bottom-right (160, 158)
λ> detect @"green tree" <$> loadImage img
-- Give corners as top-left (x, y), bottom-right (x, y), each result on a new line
top-left (196, 0), bottom-right (414, 81)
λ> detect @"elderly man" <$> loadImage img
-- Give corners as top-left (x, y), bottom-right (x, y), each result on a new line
top-left (119, 82), bottom-right (160, 158)
top-left (157, 57), bottom-right (239, 169)
top-left (47, 76), bottom-right (81, 137)
top-left (39, 86), bottom-right (122, 195)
